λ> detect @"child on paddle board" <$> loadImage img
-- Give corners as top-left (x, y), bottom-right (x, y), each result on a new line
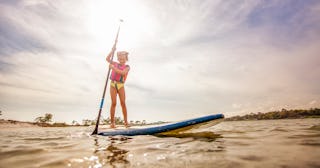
top-left (106, 48), bottom-right (130, 128)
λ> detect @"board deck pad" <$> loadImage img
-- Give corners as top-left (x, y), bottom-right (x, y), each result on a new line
top-left (98, 114), bottom-right (224, 136)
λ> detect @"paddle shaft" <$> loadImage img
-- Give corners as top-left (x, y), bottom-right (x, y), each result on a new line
top-left (92, 22), bottom-right (122, 135)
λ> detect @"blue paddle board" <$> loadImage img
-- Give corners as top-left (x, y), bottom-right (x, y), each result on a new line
top-left (98, 113), bottom-right (224, 136)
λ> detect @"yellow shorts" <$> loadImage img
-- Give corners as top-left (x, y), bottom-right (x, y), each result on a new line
top-left (110, 81), bottom-right (124, 91)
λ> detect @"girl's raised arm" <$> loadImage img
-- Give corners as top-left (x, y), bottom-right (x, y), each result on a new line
top-left (106, 47), bottom-right (116, 63)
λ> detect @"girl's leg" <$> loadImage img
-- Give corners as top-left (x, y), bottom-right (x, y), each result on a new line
top-left (118, 87), bottom-right (128, 127)
top-left (110, 86), bottom-right (117, 128)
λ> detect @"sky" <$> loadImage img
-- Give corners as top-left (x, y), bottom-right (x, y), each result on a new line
top-left (1, 0), bottom-right (320, 124)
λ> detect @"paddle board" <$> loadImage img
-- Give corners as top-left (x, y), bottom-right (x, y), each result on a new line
top-left (98, 113), bottom-right (224, 136)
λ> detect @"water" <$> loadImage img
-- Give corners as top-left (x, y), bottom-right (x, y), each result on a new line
top-left (0, 119), bottom-right (319, 168)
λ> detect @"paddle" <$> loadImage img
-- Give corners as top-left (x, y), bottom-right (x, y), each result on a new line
top-left (92, 19), bottom-right (123, 135)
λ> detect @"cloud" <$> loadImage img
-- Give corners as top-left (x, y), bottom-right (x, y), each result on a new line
top-left (0, 11), bottom-right (50, 56)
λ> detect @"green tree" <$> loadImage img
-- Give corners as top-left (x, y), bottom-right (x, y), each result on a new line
top-left (135, 120), bottom-right (141, 125)
top-left (82, 119), bottom-right (91, 126)
top-left (115, 117), bottom-right (123, 125)
top-left (102, 117), bottom-right (111, 125)
top-left (90, 120), bottom-right (96, 125)
top-left (35, 113), bottom-right (53, 123)
top-left (35, 117), bottom-right (44, 123)
top-left (72, 120), bottom-right (78, 125)
top-left (44, 113), bottom-right (53, 123)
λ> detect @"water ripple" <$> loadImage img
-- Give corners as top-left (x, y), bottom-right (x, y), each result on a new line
top-left (1, 148), bottom-right (44, 158)
top-left (1, 119), bottom-right (320, 168)
top-left (239, 155), bottom-right (265, 161)
top-left (23, 137), bottom-right (66, 141)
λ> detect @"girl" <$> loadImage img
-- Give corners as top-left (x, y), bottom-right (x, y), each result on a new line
top-left (106, 49), bottom-right (130, 128)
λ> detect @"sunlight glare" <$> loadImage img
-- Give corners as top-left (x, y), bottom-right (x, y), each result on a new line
top-left (86, 0), bottom-right (157, 50)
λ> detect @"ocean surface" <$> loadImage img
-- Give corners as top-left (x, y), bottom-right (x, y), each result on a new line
top-left (0, 119), bottom-right (319, 168)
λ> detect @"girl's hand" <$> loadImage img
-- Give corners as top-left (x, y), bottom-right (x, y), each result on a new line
top-left (112, 45), bottom-right (116, 52)
top-left (109, 64), bottom-right (114, 69)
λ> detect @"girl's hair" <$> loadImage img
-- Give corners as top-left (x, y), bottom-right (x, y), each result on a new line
top-left (117, 51), bottom-right (129, 61)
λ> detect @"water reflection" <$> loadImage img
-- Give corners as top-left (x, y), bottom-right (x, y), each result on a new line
top-left (93, 136), bottom-right (131, 167)
top-left (156, 131), bottom-right (223, 142)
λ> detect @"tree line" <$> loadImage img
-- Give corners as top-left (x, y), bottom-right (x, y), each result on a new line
top-left (82, 117), bottom-right (149, 126)
top-left (225, 108), bottom-right (320, 121)
top-left (34, 113), bottom-right (69, 127)
top-left (32, 113), bottom-right (153, 126)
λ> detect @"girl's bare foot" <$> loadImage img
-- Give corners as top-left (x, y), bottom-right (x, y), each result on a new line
top-left (124, 123), bottom-right (130, 128)
top-left (110, 123), bottom-right (116, 128)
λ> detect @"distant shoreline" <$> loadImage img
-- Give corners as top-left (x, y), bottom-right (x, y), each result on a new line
top-left (0, 119), bottom-right (165, 128)
top-left (0, 119), bottom-right (39, 128)
top-left (1, 108), bottom-right (319, 128)
top-left (224, 116), bottom-right (320, 122)
top-left (225, 108), bottom-right (320, 121)
top-left (1, 117), bottom-right (319, 129)
top-left (0, 119), bottom-right (78, 128)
